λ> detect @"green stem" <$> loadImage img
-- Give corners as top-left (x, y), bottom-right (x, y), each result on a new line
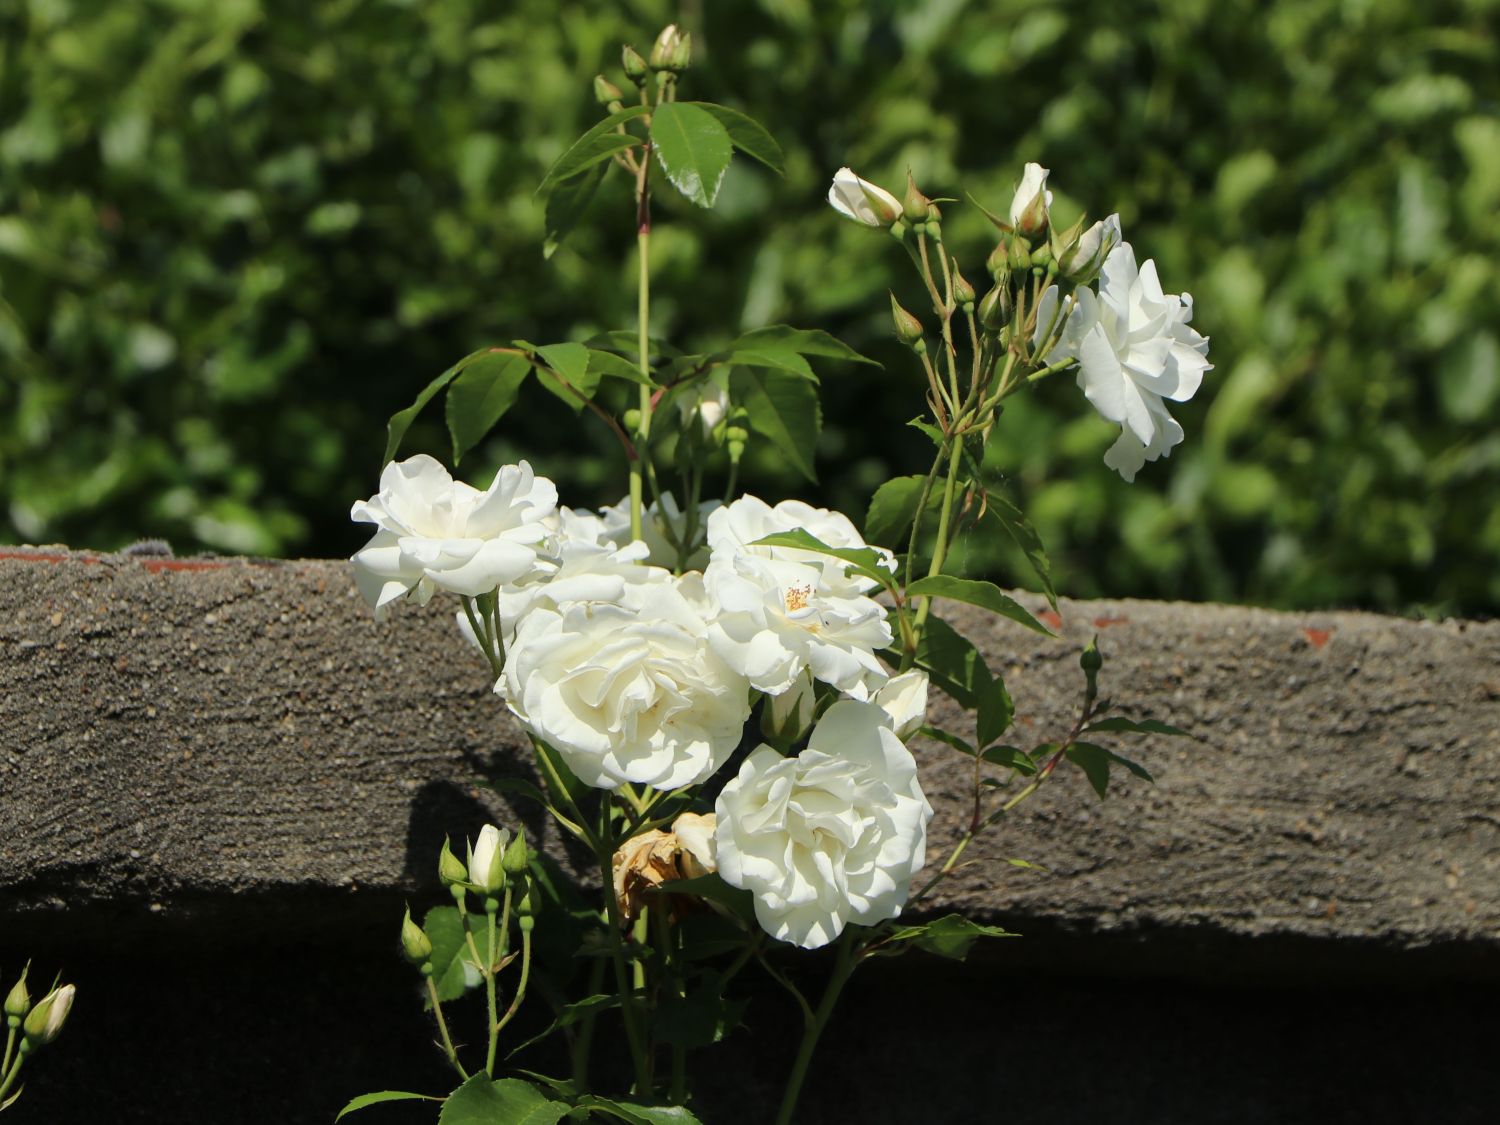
top-left (1, 1026), bottom-right (13, 1081)
top-left (630, 144), bottom-right (654, 544)
top-left (772, 932), bottom-right (858, 1125)
top-left (493, 926), bottom-right (532, 1039)
top-left (0, 1049), bottom-right (23, 1105)
top-left (484, 901), bottom-right (502, 1076)
top-left (571, 957), bottom-right (608, 1088)
top-left (425, 976), bottom-right (469, 1080)
top-left (911, 435), bottom-right (966, 645)
top-left (595, 832), bottom-right (652, 1095)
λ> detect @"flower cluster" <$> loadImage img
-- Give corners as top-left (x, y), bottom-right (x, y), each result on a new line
top-left (352, 471), bottom-right (934, 949)
top-left (830, 160), bottom-right (1211, 482)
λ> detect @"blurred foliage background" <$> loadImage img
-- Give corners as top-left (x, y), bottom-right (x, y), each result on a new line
top-left (1, 0), bottom-right (1496, 615)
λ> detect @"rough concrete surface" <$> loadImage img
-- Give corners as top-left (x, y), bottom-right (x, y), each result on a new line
top-left (1, 548), bottom-right (1498, 1124)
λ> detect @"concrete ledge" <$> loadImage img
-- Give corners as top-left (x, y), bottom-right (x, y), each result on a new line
top-left (3, 548), bottom-right (1497, 981)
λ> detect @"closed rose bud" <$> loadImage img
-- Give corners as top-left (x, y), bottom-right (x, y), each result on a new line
top-left (902, 173), bottom-right (931, 223)
top-left (1056, 213), bottom-right (1121, 285)
top-left (761, 668), bottom-right (816, 745)
top-left (650, 24), bottom-right (683, 70)
top-left (827, 168), bottom-right (902, 227)
top-left (502, 828), bottom-right (530, 876)
top-left (978, 285), bottom-right (1010, 332)
top-left (953, 267), bottom-right (976, 308)
top-left (890, 294), bottom-right (925, 348)
top-left (987, 241), bottom-right (1009, 279)
top-left (668, 31), bottom-right (692, 72)
top-left (22, 983), bottom-right (74, 1047)
top-left (4, 966), bottom-right (30, 1022)
top-left (468, 824), bottom-right (509, 894)
top-left (593, 75), bottom-right (624, 108)
top-left (400, 908), bottom-right (433, 967)
top-left (1009, 162), bottom-right (1052, 240)
top-left (621, 44), bottom-right (648, 84)
top-left (438, 837), bottom-right (468, 888)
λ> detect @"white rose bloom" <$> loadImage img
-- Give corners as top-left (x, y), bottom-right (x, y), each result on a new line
top-left (597, 494), bottom-right (722, 571)
top-left (715, 700), bottom-right (933, 949)
top-left (827, 167), bottom-right (902, 227)
top-left (349, 455), bottom-right (557, 611)
top-left (873, 669), bottom-right (929, 740)
top-left (1035, 242), bottom-right (1211, 482)
top-left (501, 571), bottom-right (751, 791)
top-left (703, 497), bottom-right (894, 698)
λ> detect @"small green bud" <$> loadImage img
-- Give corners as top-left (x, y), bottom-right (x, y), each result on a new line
top-left (519, 914), bottom-right (536, 934)
top-left (400, 908), bottom-right (433, 966)
top-left (724, 424), bottom-right (749, 445)
top-left (623, 407), bottom-right (643, 432)
top-left (1080, 636), bottom-right (1103, 674)
top-left (978, 285), bottom-right (1010, 332)
top-left (1008, 237), bottom-right (1032, 272)
top-left (501, 829), bottom-right (530, 876)
top-left (727, 439), bottom-right (746, 462)
top-left (517, 887), bottom-right (538, 918)
top-left (594, 75), bottom-right (624, 107)
top-left (438, 837), bottom-right (468, 888)
top-left (902, 173), bottom-right (931, 224)
top-left (890, 293), bottom-right (925, 348)
top-left (669, 31), bottom-right (692, 72)
top-left (924, 215), bottom-right (942, 240)
top-left (650, 24), bottom-right (685, 70)
top-left (22, 983), bottom-right (74, 1048)
top-left (1030, 244), bottom-right (1053, 270)
top-left (889, 219), bottom-right (909, 241)
top-left (621, 45), bottom-right (649, 85)
top-left (953, 267), bottom-right (976, 308)
top-left (986, 241), bottom-right (1008, 279)
top-left (4, 965), bottom-right (30, 1021)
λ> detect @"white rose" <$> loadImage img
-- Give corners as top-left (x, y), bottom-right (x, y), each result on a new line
top-left (596, 493), bottom-right (722, 571)
top-left (873, 669), bottom-right (929, 740)
top-left (827, 167), bottom-right (902, 227)
top-left (501, 572), bottom-right (751, 791)
top-left (674, 370), bottom-right (730, 439)
top-left (349, 455), bottom-right (557, 611)
top-left (714, 700), bottom-right (933, 949)
top-left (703, 496), bottom-right (894, 698)
top-left (1035, 242), bottom-right (1211, 482)
top-left (494, 537), bottom-right (655, 646)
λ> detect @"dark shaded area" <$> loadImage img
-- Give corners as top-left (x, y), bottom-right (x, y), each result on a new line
top-left (7, 934), bottom-right (1497, 1125)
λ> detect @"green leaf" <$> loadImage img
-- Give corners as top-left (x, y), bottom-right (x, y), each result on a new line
top-left (439, 1075), bottom-right (569, 1125)
top-left (980, 744), bottom-right (1036, 775)
top-left (384, 347), bottom-right (497, 463)
top-left (905, 575), bottom-right (1054, 636)
top-left (723, 347), bottom-right (815, 380)
top-left (586, 330), bottom-right (683, 360)
top-left (865, 475), bottom-right (929, 548)
top-left (508, 994), bottom-right (622, 1058)
top-left (676, 911), bottom-right (753, 961)
top-left (655, 972), bottom-right (747, 1048)
top-left (985, 488), bottom-right (1058, 611)
top-left (574, 1097), bottom-right (706, 1125)
top-left (445, 352), bottom-right (532, 463)
top-left (731, 325), bottom-right (877, 365)
top-left (531, 341), bottom-right (598, 410)
top-left (336, 1091), bottom-right (441, 1120)
top-left (422, 905), bottom-right (474, 1003)
top-left (655, 873), bottom-right (756, 924)
top-left (686, 102), bottom-right (784, 173)
top-left (649, 102), bottom-right (734, 208)
top-left (1065, 742), bottom-right (1112, 799)
top-left (908, 614), bottom-right (994, 709)
top-left (1085, 716), bottom-right (1191, 737)
top-left (731, 367), bottom-right (821, 481)
top-left (918, 724), bottom-right (975, 757)
top-left (587, 348), bottom-right (656, 387)
top-left (544, 162), bottom-right (607, 259)
top-left (976, 676), bottom-right (1015, 747)
top-left (887, 914), bottom-right (1016, 960)
top-left (538, 105), bottom-right (650, 195)
top-left (749, 528), bottom-right (896, 589)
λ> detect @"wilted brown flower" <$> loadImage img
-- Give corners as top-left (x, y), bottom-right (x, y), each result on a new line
top-left (611, 814), bottom-right (718, 926)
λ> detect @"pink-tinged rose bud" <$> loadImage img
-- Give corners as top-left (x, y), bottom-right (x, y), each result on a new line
top-left (1009, 162), bottom-right (1052, 240)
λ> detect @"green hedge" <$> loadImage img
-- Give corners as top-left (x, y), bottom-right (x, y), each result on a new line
top-left (2, 0), bottom-right (1496, 614)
